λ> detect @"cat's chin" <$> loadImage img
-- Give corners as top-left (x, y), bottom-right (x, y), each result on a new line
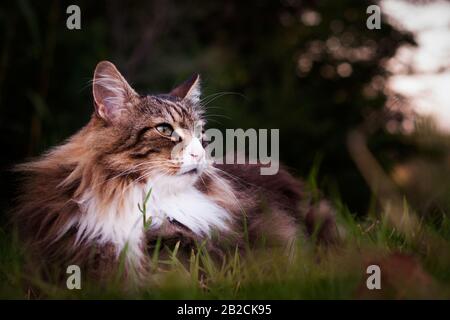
top-left (181, 168), bottom-right (198, 175)
top-left (176, 172), bottom-right (200, 187)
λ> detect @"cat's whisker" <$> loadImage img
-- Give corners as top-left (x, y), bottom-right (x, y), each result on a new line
top-left (202, 106), bottom-right (226, 110)
top-left (199, 92), bottom-right (232, 104)
top-left (200, 91), bottom-right (246, 107)
top-left (206, 168), bottom-right (246, 190)
top-left (121, 165), bottom-right (175, 195)
top-left (198, 172), bottom-right (208, 189)
top-left (202, 118), bottom-right (223, 126)
top-left (204, 113), bottom-right (232, 120)
top-left (90, 160), bottom-right (174, 190)
top-left (202, 169), bottom-right (244, 213)
top-left (208, 165), bottom-right (261, 190)
top-left (203, 118), bottom-right (223, 126)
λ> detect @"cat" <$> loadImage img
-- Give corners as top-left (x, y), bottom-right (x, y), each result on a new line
top-left (13, 61), bottom-right (337, 285)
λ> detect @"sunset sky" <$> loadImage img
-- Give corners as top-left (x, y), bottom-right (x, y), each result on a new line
top-left (381, 0), bottom-right (450, 131)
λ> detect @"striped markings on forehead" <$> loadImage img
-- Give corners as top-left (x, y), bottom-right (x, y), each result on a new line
top-left (145, 96), bottom-right (202, 126)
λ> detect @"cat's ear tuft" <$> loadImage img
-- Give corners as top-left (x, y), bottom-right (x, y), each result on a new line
top-left (92, 61), bottom-right (137, 124)
top-left (170, 74), bottom-right (201, 104)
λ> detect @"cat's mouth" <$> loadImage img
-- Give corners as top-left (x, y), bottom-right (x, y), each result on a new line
top-left (183, 168), bottom-right (198, 175)
top-left (178, 161), bottom-right (208, 176)
top-left (178, 165), bottom-right (200, 175)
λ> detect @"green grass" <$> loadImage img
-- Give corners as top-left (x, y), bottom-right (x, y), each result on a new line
top-left (1, 199), bottom-right (449, 300)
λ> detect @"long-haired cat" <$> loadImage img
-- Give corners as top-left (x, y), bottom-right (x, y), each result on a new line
top-left (13, 61), bottom-right (337, 285)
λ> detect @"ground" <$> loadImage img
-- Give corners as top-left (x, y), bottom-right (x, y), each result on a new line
top-left (1, 198), bottom-right (449, 299)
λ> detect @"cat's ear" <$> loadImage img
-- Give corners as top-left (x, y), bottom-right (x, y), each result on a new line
top-left (170, 74), bottom-right (201, 104)
top-left (92, 61), bottom-right (137, 124)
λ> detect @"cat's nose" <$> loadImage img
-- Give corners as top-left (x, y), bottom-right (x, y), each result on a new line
top-left (187, 138), bottom-right (205, 162)
top-left (189, 149), bottom-right (204, 161)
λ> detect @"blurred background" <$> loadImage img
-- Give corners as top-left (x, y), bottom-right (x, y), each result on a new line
top-left (0, 0), bottom-right (449, 225)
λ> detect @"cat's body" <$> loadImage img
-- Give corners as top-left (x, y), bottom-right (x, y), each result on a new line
top-left (13, 61), bottom-right (336, 284)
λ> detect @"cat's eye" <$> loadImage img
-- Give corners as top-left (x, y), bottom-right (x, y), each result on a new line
top-left (155, 123), bottom-right (174, 137)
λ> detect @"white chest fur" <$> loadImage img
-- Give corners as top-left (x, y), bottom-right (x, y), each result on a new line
top-left (70, 186), bottom-right (145, 264)
top-left (147, 182), bottom-right (231, 236)
top-left (68, 177), bottom-right (231, 264)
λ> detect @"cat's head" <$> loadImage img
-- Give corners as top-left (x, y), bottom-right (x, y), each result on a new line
top-left (90, 61), bottom-right (208, 187)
